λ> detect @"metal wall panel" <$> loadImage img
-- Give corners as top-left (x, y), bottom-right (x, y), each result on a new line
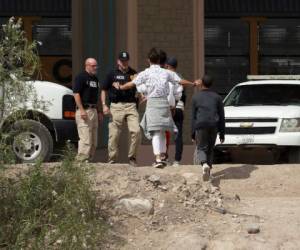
top-left (205, 19), bottom-right (249, 55)
top-left (259, 19), bottom-right (300, 75)
top-left (205, 0), bottom-right (300, 17)
top-left (0, 0), bottom-right (71, 17)
top-left (259, 57), bottom-right (300, 75)
top-left (259, 19), bottom-right (300, 56)
top-left (32, 18), bottom-right (71, 56)
top-left (205, 56), bottom-right (249, 96)
top-left (205, 19), bottom-right (249, 96)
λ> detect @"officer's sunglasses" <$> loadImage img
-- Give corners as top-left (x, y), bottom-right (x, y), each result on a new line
top-left (89, 64), bottom-right (98, 68)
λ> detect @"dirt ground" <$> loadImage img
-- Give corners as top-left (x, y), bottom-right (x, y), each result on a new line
top-left (91, 163), bottom-right (300, 250)
top-left (5, 162), bottom-right (300, 249)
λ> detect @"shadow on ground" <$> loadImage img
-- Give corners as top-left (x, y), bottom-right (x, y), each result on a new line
top-left (211, 164), bottom-right (258, 187)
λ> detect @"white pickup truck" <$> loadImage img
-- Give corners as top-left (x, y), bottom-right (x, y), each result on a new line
top-left (216, 76), bottom-right (300, 163)
top-left (0, 81), bottom-right (78, 163)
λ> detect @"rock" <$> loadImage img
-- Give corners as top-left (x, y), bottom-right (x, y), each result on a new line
top-left (147, 174), bottom-right (161, 186)
top-left (212, 207), bottom-right (227, 214)
top-left (182, 189), bottom-right (191, 197)
top-left (117, 198), bottom-right (153, 215)
top-left (211, 186), bottom-right (219, 194)
top-left (159, 185), bottom-right (168, 191)
top-left (151, 220), bottom-right (159, 225)
top-left (216, 198), bottom-right (223, 207)
top-left (235, 194), bottom-right (241, 201)
top-left (247, 225), bottom-right (260, 234)
top-left (181, 172), bottom-right (200, 185)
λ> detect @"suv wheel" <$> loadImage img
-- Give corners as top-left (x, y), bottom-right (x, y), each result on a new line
top-left (12, 119), bottom-right (53, 163)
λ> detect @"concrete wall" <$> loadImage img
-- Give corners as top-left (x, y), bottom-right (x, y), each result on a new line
top-left (137, 0), bottom-right (195, 144)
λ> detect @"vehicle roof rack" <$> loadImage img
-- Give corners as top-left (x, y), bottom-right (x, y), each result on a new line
top-left (247, 75), bottom-right (300, 80)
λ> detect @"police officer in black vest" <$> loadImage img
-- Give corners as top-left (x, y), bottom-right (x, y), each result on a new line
top-left (101, 52), bottom-right (140, 166)
top-left (73, 58), bottom-right (102, 162)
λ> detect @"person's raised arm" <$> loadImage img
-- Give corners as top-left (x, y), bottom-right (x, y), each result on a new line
top-left (168, 70), bottom-right (199, 87)
top-left (113, 81), bottom-right (136, 90)
top-left (113, 71), bottom-right (144, 90)
top-left (180, 79), bottom-right (197, 87)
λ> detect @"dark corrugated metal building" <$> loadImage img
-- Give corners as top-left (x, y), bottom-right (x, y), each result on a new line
top-left (205, 0), bottom-right (300, 96)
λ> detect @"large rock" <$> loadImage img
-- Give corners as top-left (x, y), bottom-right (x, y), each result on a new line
top-left (117, 198), bottom-right (153, 215)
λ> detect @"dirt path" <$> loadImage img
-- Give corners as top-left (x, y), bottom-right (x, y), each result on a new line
top-left (91, 163), bottom-right (300, 250)
top-left (4, 162), bottom-right (300, 249)
top-left (210, 164), bottom-right (300, 250)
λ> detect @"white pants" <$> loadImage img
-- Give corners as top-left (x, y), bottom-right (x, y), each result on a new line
top-left (152, 131), bottom-right (166, 155)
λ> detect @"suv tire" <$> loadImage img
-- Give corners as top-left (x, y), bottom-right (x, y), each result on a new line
top-left (11, 119), bottom-right (53, 163)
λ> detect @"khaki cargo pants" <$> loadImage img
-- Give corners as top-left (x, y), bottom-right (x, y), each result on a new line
top-left (108, 102), bottom-right (140, 162)
top-left (75, 108), bottom-right (98, 161)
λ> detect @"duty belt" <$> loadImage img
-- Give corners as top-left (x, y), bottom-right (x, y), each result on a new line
top-left (82, 104), bottom-right (97, 109)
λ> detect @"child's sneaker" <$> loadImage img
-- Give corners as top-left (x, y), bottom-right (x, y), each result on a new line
top-left (172, 161), bottom-right (180, 167)
top-left (202, 163), bottom-right (210, 181)
top-left (153, 161), bottom-right (164, 168)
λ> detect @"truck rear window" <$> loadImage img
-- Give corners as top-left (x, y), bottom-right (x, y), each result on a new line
top-left (224, 84), bottom-right (300, 106)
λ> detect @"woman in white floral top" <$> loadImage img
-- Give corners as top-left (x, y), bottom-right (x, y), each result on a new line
top-left (113, 48), bottom-right (197, 168)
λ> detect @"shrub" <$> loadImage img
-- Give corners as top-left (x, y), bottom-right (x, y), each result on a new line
top-left (0, 17), bottom-right (48, 164)
top-left (0, 148), bottom-right (108, 249)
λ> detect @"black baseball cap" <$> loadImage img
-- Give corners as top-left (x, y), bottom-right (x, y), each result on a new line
top-left (166, 57), bottom-right (178, 68)
top-left (118, 51), bottom-right (130, 61)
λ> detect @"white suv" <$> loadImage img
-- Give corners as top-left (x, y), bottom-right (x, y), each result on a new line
top-left (0, 81), bottom-right (78, 163)
top-left (216, 76), bottom-right (300, 163)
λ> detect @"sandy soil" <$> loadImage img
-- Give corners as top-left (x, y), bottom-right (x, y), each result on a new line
top-left (91, 163), bottom-right (300, 250)
top-left (4, 162), bottom-right (300, 249)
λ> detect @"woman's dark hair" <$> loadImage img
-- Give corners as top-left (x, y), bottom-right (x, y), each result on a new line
top-left (202, 75), bottom-right (213, 88)
top-left (148, 47), bottom-right (160, 64)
